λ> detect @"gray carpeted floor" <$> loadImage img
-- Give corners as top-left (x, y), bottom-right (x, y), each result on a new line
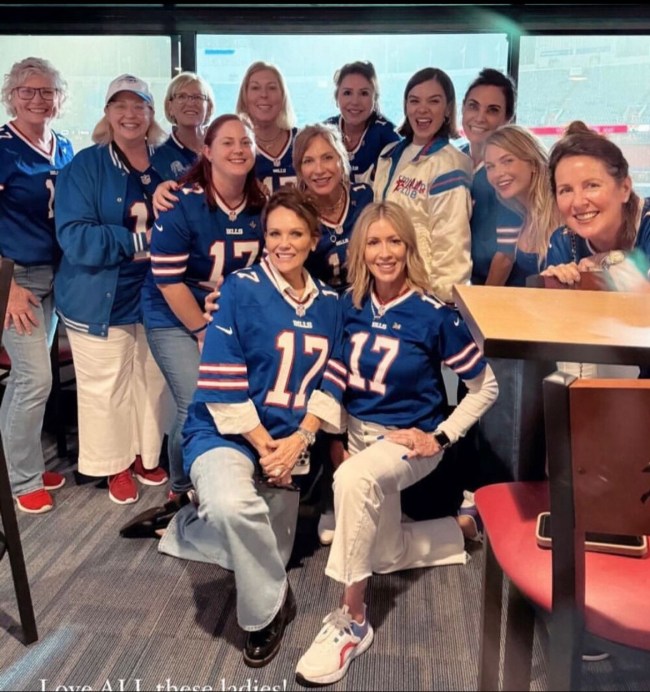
top-left (1, 434), bottom-right (649, 691)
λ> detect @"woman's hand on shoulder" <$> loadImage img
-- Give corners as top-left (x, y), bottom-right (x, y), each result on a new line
top-left (153, 180), bottom-right (180, 215)
top-left (541, 262), bottom-right (581, 286)
top-left (386, 427), bottom-right (440, 459)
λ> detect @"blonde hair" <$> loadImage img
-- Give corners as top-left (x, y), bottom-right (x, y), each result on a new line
top-left (292, 123), bottom-right (351, 189)
top-left (235, 61), bottom-right (296, 130)
top-left (2, 56), bottom-right (68, 118)
top-left (485, 124), bottom-right (561, 263)
top-left (92, 103), bottom-right (167, 147)
top-left (163, 72), bottom-right (216, 125)
top-left (347, 201), bottom-right (431, 308)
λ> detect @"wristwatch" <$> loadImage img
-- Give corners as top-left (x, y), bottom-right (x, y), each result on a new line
top-left (601, 250), bottom-right (626, 270)
top-left (296, 427), bottom-right (316, 448)
top-left (433, 430), bottom-right (452, 450)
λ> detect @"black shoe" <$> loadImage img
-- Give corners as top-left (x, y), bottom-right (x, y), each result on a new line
top-left (243, 584), bottom-right (297, 668)
top-left (119, 493), bottom-right (190, 539)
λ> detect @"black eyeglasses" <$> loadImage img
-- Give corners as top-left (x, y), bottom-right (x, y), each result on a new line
top-left (14, 87), bottom-right (59, 101)
top-left (172, 93), bottom-right (208, 104)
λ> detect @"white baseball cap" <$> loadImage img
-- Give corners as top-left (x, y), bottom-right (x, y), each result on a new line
top-left (105, 74), bottom-right (154, 106)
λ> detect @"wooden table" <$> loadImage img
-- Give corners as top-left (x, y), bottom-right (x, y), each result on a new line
top-left (453, 285), bottom-right (650, 366)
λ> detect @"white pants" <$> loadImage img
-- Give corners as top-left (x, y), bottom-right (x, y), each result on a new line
top-left (325, 417), bottom-right (467, 586)
top-left (67, 324), bottom-right (171, 476)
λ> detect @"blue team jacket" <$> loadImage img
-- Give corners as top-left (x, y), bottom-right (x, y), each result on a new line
top-left (54, 144), bottom-right (151, 337)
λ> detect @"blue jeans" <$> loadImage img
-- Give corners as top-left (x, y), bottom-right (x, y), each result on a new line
top-left (158, 447), bottom-right (299, 630)
top-left (146, 326), bottom-right (198, 493)
top-left (0, 264), bottom-right (57, 495)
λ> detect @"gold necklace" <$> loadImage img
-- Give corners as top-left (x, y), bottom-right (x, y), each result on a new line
top-left (319, 187), bottom-right (346, 214)
top-left (255, 129), bottom-right (284, 145)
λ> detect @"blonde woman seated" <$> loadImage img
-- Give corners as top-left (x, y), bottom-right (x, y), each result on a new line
top-left (295, 201), bottom-right (498, 686)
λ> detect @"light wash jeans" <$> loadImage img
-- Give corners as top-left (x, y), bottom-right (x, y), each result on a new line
top-left (158, 447), bottom-right (299, 630)
top-left (146, 326), bottom-right (198, 493)
top-left (325, 416), bottom-right (466, 587)
top-left (0, 264), bottom-right (57, 495)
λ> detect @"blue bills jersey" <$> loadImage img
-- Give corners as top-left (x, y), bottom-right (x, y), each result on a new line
top-left (305, 183), bottom-right (373, 291)
top-left (325, 114), bottom-right (400, 184)
top-left (183, 260), bottom-right (345, 471)
top-left (255, 127), bottom-right (298, 194)
top-left (341, 289), bottom-right (487, 431)
top-left (547, 197), bottom-right (650, 267)
top-left (143, 186), bottom-right (264, 330)
top-left (151, 133), bottom-right (198, 181)
top-left (111, 164), bottom-right (164, 325)
top-left (0, 122), bottom-right (74, 265)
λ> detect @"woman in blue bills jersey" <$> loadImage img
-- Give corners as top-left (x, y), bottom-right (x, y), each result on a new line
top-left (460, 68), bottom-right (516, 285)
top-left (55, 74), bottom-right (171, 506)
top-left (140, 114), bottom-right (266, 504)
top-left (296, 201), bottom-right (498, 686)
top-left (373, 67), bottom-right (473, 304)
top-left (151, 71), bottom-right (216, 182)
top-left (156, 188), bottom-right (345, 668)
top-left (293, 123), bottom-right (374, 292)
top-left (543, 120), bottom-right (650, 379)
top-left (236, 61), bottom-right (298, 194)
top-left (324, 61), bottom-right (400, 185)
top-left (483, 124), bottom-right (560, 286)
top-left (0, 57), bottom-right (73, 514)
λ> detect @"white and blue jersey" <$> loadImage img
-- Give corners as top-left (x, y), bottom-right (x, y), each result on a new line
top-left (255, 128), bottom-right (297, 193)
top-left (492, 203), bottom-right (542, 286)
top-left (340, 289), bottom-right (487, 431)
top-left (143, 186), bottom-right (264, 330)
top-left (305, 183), bottom-right (373, 291)
top-left (547, 197), bottom-right (650, 267)
top-left (151, 132), bottom-right (198, 181)
top-left (325, 114), bottom-right (400, 184)
top-left (55, 143), bottom-right (161, 336)
top-left (182, 260), bottom-right (345, 473)
top-left (0, 122), bottom-right (73, 265)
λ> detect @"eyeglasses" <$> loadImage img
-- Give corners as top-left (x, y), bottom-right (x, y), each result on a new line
top-left (172, 93), bottom-right (208, 104)
top-left (108, 100), bottom-right (149, 114)
top-left (14, 87), bottom-right (59, 101)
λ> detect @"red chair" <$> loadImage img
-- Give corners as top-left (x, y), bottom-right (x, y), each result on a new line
top-left (475, 372), bottom-right (650, 690)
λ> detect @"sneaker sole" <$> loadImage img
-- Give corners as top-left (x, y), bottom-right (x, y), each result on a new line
top-left (16, 501), bottom-right (53, 514)
top-left (295, 626), bottom-right (374, 686)
top-left (108, 491), bottom-right (139, 505)
top-left (43, 478), bottom-right (66, 491)
top-left (134, 473), bottom-right (168, 487)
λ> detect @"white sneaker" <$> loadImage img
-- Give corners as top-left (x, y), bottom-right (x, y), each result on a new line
top-left (295, 606), bottom-right (374, 685)
top-left (317, 511), bottom-right (336, 545)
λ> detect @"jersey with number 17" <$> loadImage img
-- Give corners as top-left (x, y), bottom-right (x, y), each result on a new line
top-left (0, 122), bottom-right (74, 265)
top-left (142, 185), bottom-right (263, 330)
top-left (341, 289), bottom-right (487, 431)
top-left (182, 260), bottom-right (345, 470)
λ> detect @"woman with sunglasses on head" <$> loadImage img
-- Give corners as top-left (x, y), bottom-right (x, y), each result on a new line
top-left (0, 57), bottom-right (74, 514)
top-left (374, 67), bottom-right (473, 304)
top-left (156, 187), bottom-right (345, 669)
top-left (55, 74), bottom-right (171, 506)
top-left (324, 60), bottom-right (400, 185)
top-left (152, 72), bottom-right (216, 181)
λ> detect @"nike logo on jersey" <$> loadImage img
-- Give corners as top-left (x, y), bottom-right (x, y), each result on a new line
top-left (216, 325), bottom-right (233, 336)
top-left (454, 317), bottom-right (461, 327)
top-left (154, 223), bottom-right (164, 232)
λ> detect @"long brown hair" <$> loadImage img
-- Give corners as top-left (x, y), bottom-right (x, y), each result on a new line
top-left (180, 114), bottom-right (266, 212)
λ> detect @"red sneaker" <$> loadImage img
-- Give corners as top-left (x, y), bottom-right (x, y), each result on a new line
top-left (132, 455), bottom-right (168, 487)
top-left (43, 471), bottom-right (66, 491)
top-left (108, 469), bottom-right (139, 504)
top-left (16, 488), bottom-right (54, 514)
